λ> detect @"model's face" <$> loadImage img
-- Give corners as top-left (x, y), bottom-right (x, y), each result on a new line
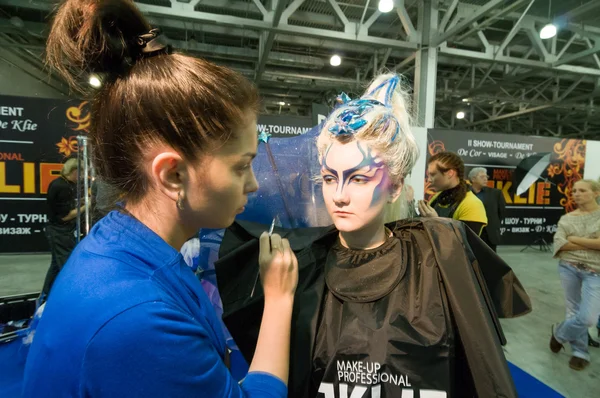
top-left (320, 140), bottom-right (393, 233)
top-left (572, 181), bottom-right (599, 207)
top-left (427, 161), bottom-right (453, 192)
top-left (471, 171), bottom-right (488, 188)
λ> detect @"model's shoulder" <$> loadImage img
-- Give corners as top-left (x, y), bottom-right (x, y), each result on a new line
top-left (393, 217), bottom-right (462, 232)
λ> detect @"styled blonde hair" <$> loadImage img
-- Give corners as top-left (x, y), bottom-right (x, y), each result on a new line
top-left (576, 179), bottom-right (600, 205)
top-left (317, 74), bottom-right (418, 187)
top-left (61, 158), bottom-right (79, 177)
top-left (316, 73), bottom-right (419, 222)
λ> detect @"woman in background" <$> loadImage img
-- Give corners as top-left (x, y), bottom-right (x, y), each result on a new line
top-left (551, 179), bottom-right (600, 370)
top-left (23, 0), bottom-right (297, 397)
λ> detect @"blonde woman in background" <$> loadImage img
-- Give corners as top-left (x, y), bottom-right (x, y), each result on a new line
top-left (551, 179), bottom-right (600, 370)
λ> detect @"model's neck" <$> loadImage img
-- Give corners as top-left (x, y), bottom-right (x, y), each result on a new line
top-left (339, 223), bottom-right (387, 250)
top-left (579, 201), bottom-right (600, 213)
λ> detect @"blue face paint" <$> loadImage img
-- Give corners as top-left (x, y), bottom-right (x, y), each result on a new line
top-left (370, 169), bottom-right (388, 208)
top-left (322, 145), bottom-right (339, 179)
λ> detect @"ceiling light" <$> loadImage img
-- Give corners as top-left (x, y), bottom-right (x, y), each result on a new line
top-left (378, 0), bottom-right (394, 13)
top-left (89, 75), bottom-right (101, 88)
top-left (278, 101), bottom-right (286, 106)
top-left (456, 111), bottom-right (465, 120)
top-left (462, 98), bottom-right (470, 102)
top-left (540, 24), bottom-right (557, 39)
top-left (330, 54), bottom-right (341, 67)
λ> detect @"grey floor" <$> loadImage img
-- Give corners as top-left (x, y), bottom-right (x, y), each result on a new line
top-left (1, 248), bottom-right (599, 397)
top-left (0, 253), bottom-right (49, 296)
top-left (498, 247), bottom-right (599, 398)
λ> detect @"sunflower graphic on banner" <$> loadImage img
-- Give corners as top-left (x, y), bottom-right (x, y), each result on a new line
top-left (56, 101), bottom-right (90, 157)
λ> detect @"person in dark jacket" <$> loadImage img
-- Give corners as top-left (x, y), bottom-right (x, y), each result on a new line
top-left (23, 1), bottom-right (298, 397)
top-left (469, 167), bottom-right (506, 252)
top-left (40, 158), bottom-right (83, 299)
top-left (216, 74), bottom-right (532, 398)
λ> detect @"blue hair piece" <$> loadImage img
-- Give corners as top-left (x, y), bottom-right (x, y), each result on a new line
top-left (328, 76), bottom-right (401, 141)
top-left (328, 98), bottom-right (379, 137)
top-left (336, 92), bottom-right (351, 105)
top-left (258, 130), bottom-right (271, 144)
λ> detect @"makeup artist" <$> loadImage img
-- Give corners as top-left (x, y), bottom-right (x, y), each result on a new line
top-left (23, 1), bottom-right (298, 397)
top-left (419, 151), bottom-right (488, 236)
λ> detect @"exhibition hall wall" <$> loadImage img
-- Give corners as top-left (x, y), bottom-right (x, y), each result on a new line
top-left (0, 95), bottom-right (596, 252)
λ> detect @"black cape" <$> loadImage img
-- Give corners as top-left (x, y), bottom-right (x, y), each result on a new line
top-left (216, 218), bottom-right (532, 397)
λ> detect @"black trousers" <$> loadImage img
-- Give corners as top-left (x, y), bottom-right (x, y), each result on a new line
top-left (480, 228), bottom-right (497, 253)
top-left (41, 223), bottom-right (76, 299)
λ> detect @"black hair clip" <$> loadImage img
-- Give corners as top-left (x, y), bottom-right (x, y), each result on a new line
top-left (135, 28), bottom-right (171, 57)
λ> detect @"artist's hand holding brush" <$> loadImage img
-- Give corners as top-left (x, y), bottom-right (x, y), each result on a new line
top-left (248, 231), bottom-right (298, 385)
top-left (258, 232), bottom-right (298, 300)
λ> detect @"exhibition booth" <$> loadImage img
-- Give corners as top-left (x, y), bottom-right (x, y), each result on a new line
top-left (0, 94), bottom-right (592, 397)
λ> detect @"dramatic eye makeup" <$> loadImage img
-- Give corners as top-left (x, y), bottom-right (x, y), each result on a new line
top-left (350, 175), bottom-right (370, 184)
top-left (321, 172), bottom-right (372, 185)
top-left (322, 142), bottom-right (381, 174)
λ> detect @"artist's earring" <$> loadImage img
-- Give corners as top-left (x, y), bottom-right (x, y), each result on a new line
top-left (176, 191), bottom-right (184, 210)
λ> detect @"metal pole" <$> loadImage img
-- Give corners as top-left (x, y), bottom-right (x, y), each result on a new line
top-left (83, 138), bottom-right (90, 236)
top-left (414, 0), bottom-right (439, 128)
top-left (76, 137), bottom-right (83, 243)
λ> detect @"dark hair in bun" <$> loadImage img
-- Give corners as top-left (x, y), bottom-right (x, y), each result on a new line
top-left (46, 0), bottom-right (152, 88)
top-left (46, 0), bottom-right (259, 204)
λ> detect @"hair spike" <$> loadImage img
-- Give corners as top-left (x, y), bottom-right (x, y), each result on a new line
top-left (318, 73), bottom-right (418, 187)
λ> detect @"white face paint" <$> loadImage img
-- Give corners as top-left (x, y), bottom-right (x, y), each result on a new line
top-left (320, 140), bottom-right (393, 233)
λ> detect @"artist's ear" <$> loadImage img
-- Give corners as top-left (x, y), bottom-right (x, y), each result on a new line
top-left (150, 151), bottom-right (186, 203)
top-left (389, 180), bottom-right (404, 203)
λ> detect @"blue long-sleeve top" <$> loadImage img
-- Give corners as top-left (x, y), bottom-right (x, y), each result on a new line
top-left (23, 210), bottom-right (286, 397)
